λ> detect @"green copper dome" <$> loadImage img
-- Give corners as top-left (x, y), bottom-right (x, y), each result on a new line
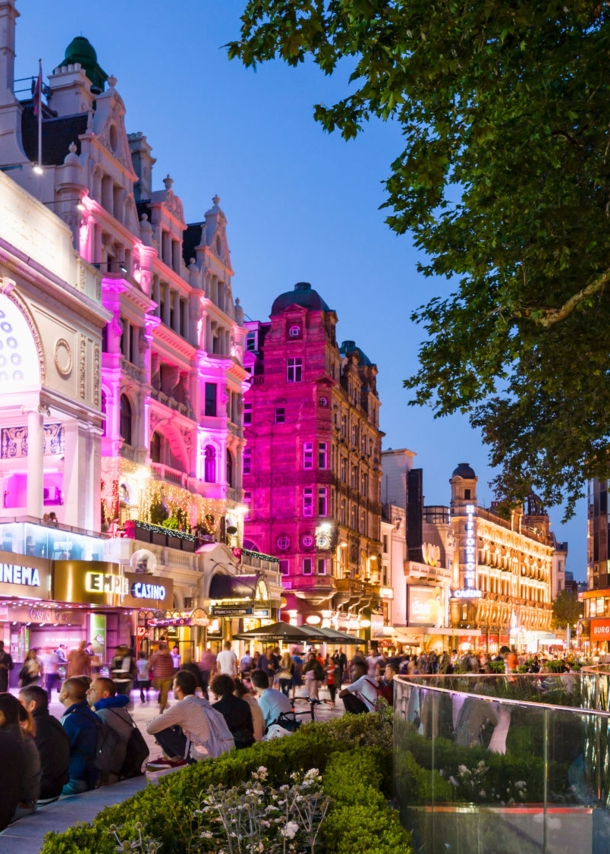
top-left (60, 36), bottom-right (108, 93)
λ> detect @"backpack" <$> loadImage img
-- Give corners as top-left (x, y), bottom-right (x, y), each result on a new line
top-left (121, 722), bottom-right (150, 778)
top-left (188, 704), bottom-right (235, 760)
top-left (365, 678), bottom-right (393, 706)
top-left (84, 712), bottom-right (126, 775)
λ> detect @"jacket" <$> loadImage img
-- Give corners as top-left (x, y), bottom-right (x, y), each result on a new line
top-left (0, 730), bottom-right (24, 830)
top-left (2, 725), bottom-right (40, 804)
top-left (150, 650), bottom-right (174, 680)
top-left (61, 700), bottom-right (99, 789)
top-left (32, 707), bottom-right (70, 799)
top-left (212, 694), bottom-right (254, 748)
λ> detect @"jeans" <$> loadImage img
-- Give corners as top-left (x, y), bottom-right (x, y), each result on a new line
top-left (153, 725), bottom-right (189, 761)
top-left (62, 778), bottom-right (90, 796)
top-left (279, 678), bottom-right (292, 697)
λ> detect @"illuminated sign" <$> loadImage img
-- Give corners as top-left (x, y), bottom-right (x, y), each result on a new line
top-left (453, 589), bottom-right (483, 599)
top-left (379, 587), bottom-right (394, 599)
top-left (422, 543), bottom-right (441, 567)
top-left (131, 582), bottom-right (166, 600)
top-left (1, 563), bottom-right (40, 587)
top-left (591, 619), bottom-right (610, 640)
top-left (463, 504), bottom-right (477, 588)
top-left (407, 586), bottom-right (442, 627)
top-left (85, 572), bottom-right (129, 596)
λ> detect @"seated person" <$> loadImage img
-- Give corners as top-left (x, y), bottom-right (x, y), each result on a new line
top-left (339, 660), bottom-right (379, 714)
top-left (146, 669), bottom-right (229, 770)
top-left (0, 693), bottom-right (40, 815)
top-left (19, 685), bottom-right (69, 801)
top-left (234, 679), bottom-right (265, 741)
top-left (250, 669), bottom-right (292, 730)
top-left (86, 677), bottom-right (134, 782)
top-left (210, 674), bottom-right (254, 749)
top-left (59, 677), bottom-right (100, 794)
top-left (0, 728), bottom-right (24, 830)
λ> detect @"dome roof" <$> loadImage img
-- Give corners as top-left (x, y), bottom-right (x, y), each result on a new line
top-left (452, 463), bottom-right (476, 479)
top-left (340, 340), bottom-right (373, 366)
top-left (61, 36), bottom-right (108, 93)
top-left (270, 282), bottom-right (330, 316)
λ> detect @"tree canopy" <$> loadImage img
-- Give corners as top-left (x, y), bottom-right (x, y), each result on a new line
top-left (551, 589), bottom-right (583, 630)
top-left (229, 1), bottom-right (610, 515)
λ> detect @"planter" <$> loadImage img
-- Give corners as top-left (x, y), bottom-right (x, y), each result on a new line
top-left (406, 804), bottom-right (610, 854)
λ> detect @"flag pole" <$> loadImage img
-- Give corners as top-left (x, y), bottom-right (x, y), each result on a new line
top-left (37, 59), bottom-right (42, 171)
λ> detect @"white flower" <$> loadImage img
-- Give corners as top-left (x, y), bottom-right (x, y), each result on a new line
top-left (479, 790), bottom-right (486, 798)
top-left (280, 821), bottom-right (300, 839)
top-left (514, 781), bottom-right (526, 789)
top-left (200, 832), bottom-right (213, 839)
top-left (256, 766), bottom-right (268, 780)
top-left (458, 765), bottom-right (470, 776)
top-left (305, 768), bottom-right (320, 779)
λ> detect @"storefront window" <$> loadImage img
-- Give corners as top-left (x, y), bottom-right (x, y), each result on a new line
top-left (0, 521), bottom-right (104, 560)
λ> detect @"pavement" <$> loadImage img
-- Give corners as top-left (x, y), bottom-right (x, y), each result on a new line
top-left (0, 684), bottom-right (345, 854)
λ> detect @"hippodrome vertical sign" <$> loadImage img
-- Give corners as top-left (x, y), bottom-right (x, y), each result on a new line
top-left (464, 504), bottom-right (477, 589)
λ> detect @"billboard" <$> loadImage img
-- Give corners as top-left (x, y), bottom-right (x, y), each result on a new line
top-left (407, 585), bottom-right (442, 627)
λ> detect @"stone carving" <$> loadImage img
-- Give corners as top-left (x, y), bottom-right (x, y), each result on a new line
top-left (1, 423), bottom-right (64, 459)
top-left (93, 346), bottom-right (100, 406)
top-left (5, 288), bottom-right (46, 383)
top-left (79, 335), bottom-right (86, 398)
top-left (54, 338), bottom-right (72, 377)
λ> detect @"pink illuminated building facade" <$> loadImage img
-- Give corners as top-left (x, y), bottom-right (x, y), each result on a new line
top-left (0, 5), bottom-right (282, 662)
top-left (243, 283), bottom-right (386, 633)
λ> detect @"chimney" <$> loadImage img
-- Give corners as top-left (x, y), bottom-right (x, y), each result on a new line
top-left (0, 0), bottom-right (27, 164)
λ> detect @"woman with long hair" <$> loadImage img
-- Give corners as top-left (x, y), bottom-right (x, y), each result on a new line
top-left (0, 693), bottom-right (40, 812)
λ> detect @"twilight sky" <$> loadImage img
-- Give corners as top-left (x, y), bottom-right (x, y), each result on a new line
top-left (15, 0), bottom-right (586, 577)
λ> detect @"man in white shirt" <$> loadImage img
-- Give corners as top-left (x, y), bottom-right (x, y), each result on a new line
top-left (339, 660), bottom-right (378, 714)
top-left (251, 670), bottom-right (292, 729)
top-left (216, 642), bottom-right (238, 677)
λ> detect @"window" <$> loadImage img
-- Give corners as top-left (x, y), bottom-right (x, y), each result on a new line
top-left (119, 394), bottom-right (132, 445)
top-left (318, 487), bottom-right (328, 516)
top-left (246, 331), bottom-right (257, 352)
top-left (277, 535), bottom-right (290, 550)
top-left (361, 434), bottom-right (367, 455)
top-left (350, 503), bottom-right (357, 530)
top-left (340, 457), bottom-right (347, 482)
top-left (275, 407), bottom-right (285, 424)
top-left (243, 402), bottom-right (252, 425)
top-left (341, 414), bottom-right (347, 437)
top-left (464, 489), bottom-right (471, 500)
top-left (317, 558), bottom-right (327, 575)
top-left (287, 357), bottom-right (302, 382)
top-left (351, 466), bottom-right (358, 489)
top-left (226, 450), bottom-right (234, 487)
top-left (243, 447), bottom-right (252, 475)
top-left (352, 425), bottom-right (358, 446)
top-left (318, 442), bottom-right (328, 469)
top-left (205, 383), bottom-right (217, 417)
top-left (383, 535), bottom-right (389, 554)
top-left (288, 325), bottom-right (301, 338)
top-left (303, 558), bottom-right (313, 575)
top-left (303, 442), bottom-right (313, 469)
top-left (204, 446), bottom-right (216, 483)
top-left (243, 490), bottom-right (251, 504)
top-left (362, 473), bottom-right (368, 497)
top-left (361, 510), bottom-right (367, 536)
top-left (340, 499), bottom-right (346, 526)
top-left (279, 559), bottom-right (289, 576)
top-left (150, 431), bottom-right (161, 463)
top-left (303, 487), bottom-right (314, 517)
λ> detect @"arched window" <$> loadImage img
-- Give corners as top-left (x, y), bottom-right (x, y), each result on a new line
top-left (226, 449), bottom-right (234, 487)
top-left (101, 390), bottom-right (107, 437)
top-left (204, 445), bottom-right (216, 483)
top-left (119, 394), bottom-right (132, 445)
top-left (150, 431), bottom-right (161, 463)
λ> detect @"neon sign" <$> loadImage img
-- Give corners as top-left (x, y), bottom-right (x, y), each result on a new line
top-left (85, 572), bottom-right (129, 596)
top-left (453, 589), bottom-right (483, 599)
top-left (0, 563), bottom-right (40, 587)
top-left (131, 582), bottom-right (166, 600)
top-left (464, 503), bottom-right (477, 588)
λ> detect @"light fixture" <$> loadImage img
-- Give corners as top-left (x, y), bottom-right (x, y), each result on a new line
top-left (76, 201), bottom-right (85, 211)
top-left (33, 165), bottom-right (43, 175)
top-left (306, 615), bottom-right (321, 625)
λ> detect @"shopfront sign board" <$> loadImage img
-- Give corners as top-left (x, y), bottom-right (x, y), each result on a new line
top-left (122, 572), bottom-right (173, 609)
top-left (591, 618), bottom-right (610, 640)
top-left (0, 550), bottom-right (51, 599)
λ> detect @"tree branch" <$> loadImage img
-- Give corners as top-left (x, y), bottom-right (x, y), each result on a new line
top-left (533, 268), bottom-right (610, 327)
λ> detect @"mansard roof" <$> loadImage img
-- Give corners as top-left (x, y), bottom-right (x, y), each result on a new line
top-left (21, 105), bottom-right (87, 165)
top-left (340, 339), bottom-right (373, 367)
top-left (270, 282), bottom-right (331, 316)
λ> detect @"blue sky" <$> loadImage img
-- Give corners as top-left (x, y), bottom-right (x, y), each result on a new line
top-left (16, 0), bottom-right (586, 577)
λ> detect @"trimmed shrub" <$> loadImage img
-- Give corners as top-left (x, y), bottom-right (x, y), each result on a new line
top-left (40, 711), bottom-right (404, 854)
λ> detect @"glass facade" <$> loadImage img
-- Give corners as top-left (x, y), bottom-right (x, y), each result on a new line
top-left (0, 522), bottom-right (105, 561)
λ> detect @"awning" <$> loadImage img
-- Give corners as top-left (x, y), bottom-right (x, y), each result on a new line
top-left (208, 574), bottom-right (258, 600)
top-left (233, 621), bottom-right (313, 642)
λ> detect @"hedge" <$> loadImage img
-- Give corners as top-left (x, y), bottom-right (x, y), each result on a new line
top-left (40, 711), bottom-right (411, 854)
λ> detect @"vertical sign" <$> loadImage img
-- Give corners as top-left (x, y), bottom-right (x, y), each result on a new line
top-left (464, 504), bottom-right (477, 589)
top-left (89, 613), bottom-right (107, 663)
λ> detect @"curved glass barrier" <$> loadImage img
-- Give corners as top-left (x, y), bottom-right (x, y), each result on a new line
top-left (394, 674), bottom-right (610, 853)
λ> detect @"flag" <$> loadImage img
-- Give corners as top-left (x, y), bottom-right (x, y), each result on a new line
top-left (32, 61), bottom-right (42, 116)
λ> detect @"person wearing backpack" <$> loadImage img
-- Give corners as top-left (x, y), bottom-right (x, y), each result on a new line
top-left (146, 669), bottom-right (234, 771)
top-left (87, 677), bottom-right (148, 782)
top-left (59, 677), bottom-right (100, 793)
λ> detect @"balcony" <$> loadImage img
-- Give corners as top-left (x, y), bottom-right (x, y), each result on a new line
top-left (151, 462), bottom-right (189, 489)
